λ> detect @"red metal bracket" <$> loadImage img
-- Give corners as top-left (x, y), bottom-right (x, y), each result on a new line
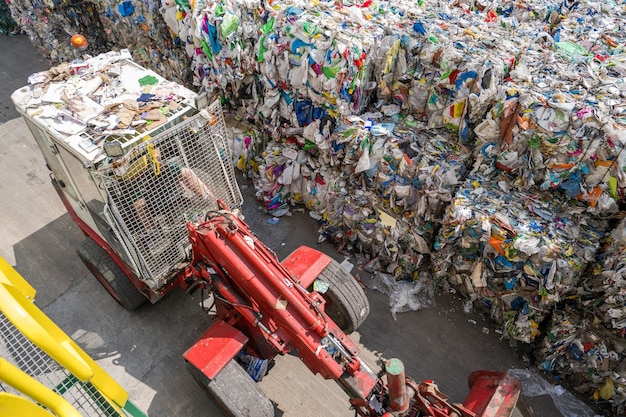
top-left (281, 246), bottom-right (332, 289)
top-left (183, 319), bottom-right (249, 380)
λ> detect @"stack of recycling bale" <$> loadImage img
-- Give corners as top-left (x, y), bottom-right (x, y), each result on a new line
top-left (167, 0), bottom-right (386, 120)
top-left (433, 173), bottom-right (608, 344)
top-left (432, 0), bottom-right (625, 337)
top-left (0, 0), bottom-right (19, 35)
top-left (7, 0), bottom-right (191, 85)
top-left (92, 0), bottom-right (191, 83)
top-left (433, 78), bottom-right (625, 342)
top-left (424, 1), bottom-right (626, 407)
top-left (532, 217), bottom-right (626, 412)
top-left (223, 0), bottom-right (626, 302)
top-left (583, 218), bottom-right (626, 339)
top-left (534, 305), bottom-right (626, 412)
top-left (8, 0), bottom-right (110, 60)
top-left (232, 110), bottom-right (472, 280)
top-left (224, 7), bottom-right (626, 405)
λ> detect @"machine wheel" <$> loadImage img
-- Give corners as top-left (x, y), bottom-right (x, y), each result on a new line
top-left (187, 359), bottom-right (274, 417)
top-left (77, 238), bottom-right (146, 311)
top-left (317, 258), bottom-right (370, 334)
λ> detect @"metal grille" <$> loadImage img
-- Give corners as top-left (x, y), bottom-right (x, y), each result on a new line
top-left (97, 100), bottom-right (243, 288)
top-left (0, 312), bottom-right (121, 416)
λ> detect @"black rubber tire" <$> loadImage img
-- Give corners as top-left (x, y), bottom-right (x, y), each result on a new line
top-left (187, 359), bottom-right (274, 417)
top-left (77, 238), bottom-right (146, 311)
top-left (317, 258), bottom-right (370, 334)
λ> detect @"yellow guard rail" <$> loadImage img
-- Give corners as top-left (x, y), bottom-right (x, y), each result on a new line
top-left (0, 256), bottom-right (147, 417)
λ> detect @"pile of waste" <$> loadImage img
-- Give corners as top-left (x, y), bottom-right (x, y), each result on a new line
top-left (535, 304), bottom-right (626, 415)
top-left (433, 174), bottom-right (609, 343)
top-left (232, 111), bottom-right (472, 279)
top-left (0, 0), bottom-right (19, 35)
top-left (6, 0), bottom-right (191, 84)
top-left (535, 217), bottom-right (626, 414)
top-left (7, 0), bottom-right (626, 411)
top-left (583, 217), bottom-right (626, 337)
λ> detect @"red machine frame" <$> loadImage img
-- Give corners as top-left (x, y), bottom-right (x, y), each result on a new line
top-left (178, 203), bottom-right (523, 417)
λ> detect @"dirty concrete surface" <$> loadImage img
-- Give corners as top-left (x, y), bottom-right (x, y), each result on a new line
top-left (0, 34), bottom-right (572, 417)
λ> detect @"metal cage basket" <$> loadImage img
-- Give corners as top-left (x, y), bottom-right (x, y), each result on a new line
top-left (97, 100), bottom-right (243, 289)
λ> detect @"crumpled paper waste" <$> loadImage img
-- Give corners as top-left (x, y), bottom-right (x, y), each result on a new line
top-left (11, 50), bottom-right (195, 160)
top-left (433, 174), bottom-right (609, 344)
top-left (534, 305), bottom-right (626, 414)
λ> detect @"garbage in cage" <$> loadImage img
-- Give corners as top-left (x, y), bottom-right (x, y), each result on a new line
top-left (12, 50), bottom-right (243, 292)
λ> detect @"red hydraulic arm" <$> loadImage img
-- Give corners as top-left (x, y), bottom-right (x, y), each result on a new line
top-left (185, 205), bottom-right (379, 404)
top-left (183, 203), bottom-right (523, 417)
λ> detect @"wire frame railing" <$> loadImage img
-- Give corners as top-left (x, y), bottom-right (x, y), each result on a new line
top-left (97, 100), bottom-right (243, 288)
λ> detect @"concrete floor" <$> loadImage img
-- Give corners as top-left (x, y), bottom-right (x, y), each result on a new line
top-left (0, 34), bottom-right (589, 417)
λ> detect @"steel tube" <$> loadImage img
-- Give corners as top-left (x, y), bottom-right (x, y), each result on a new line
top-left (214, 221), bottom-right (326, 336)
top-left (386, 358), bottom-right (409, 413)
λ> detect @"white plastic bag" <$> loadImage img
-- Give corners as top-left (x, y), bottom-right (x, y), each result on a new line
top-left (355, 149), bottom-right (371, 174)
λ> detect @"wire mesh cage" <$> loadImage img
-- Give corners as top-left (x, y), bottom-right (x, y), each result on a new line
top-left (0, 312), bottom-right (122, 416)
top-left (97, 100), bottom-right (243, 289)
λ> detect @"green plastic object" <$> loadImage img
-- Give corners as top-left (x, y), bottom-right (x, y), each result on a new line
top-left (555, 41), bottom-right (589, 60)
top-left (221, 14), bottom-right (239, 38)
top-left (138, 75), bottom-right (158, 87)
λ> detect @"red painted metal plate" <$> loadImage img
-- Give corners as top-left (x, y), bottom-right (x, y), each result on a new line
top-left (281, 246), bottom-right (332, 289)
top-left (183, 319), bottom-right (249, 379)
top-left (463, 371), bottom-right (521, 417)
